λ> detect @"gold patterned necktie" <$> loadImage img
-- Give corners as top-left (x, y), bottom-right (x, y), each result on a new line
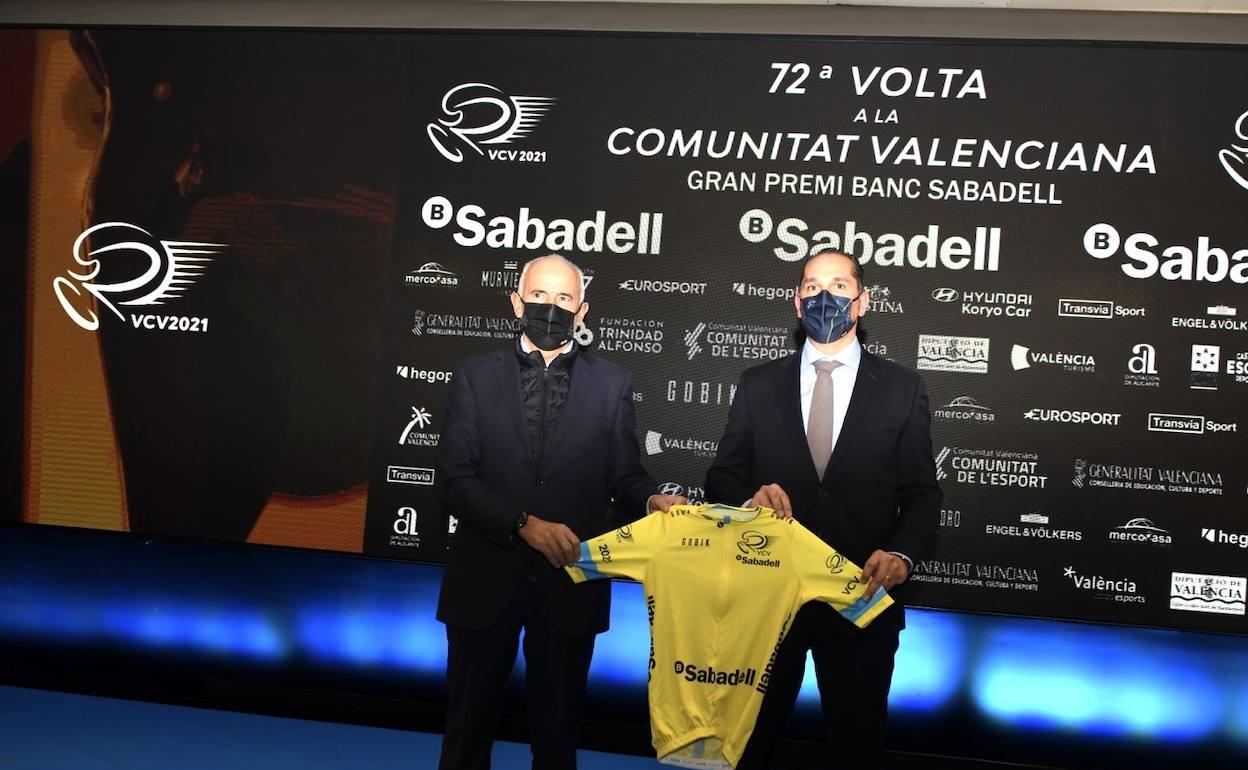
top-left (808, 359), bottom-right (843, 479)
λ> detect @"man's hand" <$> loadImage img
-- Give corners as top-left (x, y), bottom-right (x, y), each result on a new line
top-left (861, 549), bottom-right (910, 598)
top-left (647, 494), bottom-right (688, 514)
top-left (748, 483), bottom-right (793, 519)
top-left (518, 514), bottom-right (581, 568)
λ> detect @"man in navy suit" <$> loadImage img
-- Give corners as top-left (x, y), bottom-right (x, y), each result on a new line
top-left (436, 254), bottom-right (683, 770)
top-left (707, 249), bottom-right (942, 770)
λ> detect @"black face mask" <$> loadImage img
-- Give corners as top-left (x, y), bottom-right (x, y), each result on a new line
top-left (521, 301), bottom-right (580, 351)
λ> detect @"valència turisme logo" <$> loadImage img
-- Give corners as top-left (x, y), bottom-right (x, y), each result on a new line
top-left (54, 222), bottom-right (223, 332)
top-left (426, 82), bottom-right (555, 163)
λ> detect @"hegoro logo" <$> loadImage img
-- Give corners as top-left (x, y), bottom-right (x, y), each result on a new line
top-left (1201, 528), bottom-right (1248, 549)
top-left (1170, 572), bottom-right (1247, 616)
top-left (426, 83), bottom-right (555, 163)
top-left (54, 222), bottom-right (222, 332)
top-left (405, 261), bottom-right (459, 287)
top-left (739, 209), bottom-right (1001, 269)
top-left (911, 559), bottom-right (1039, 592)
top-left (934, 395), bottom-right (995, 422)
top-left (931, 288), bottom-right (1032, 318)
top-left (421, 195), bottom-right (663, 255)
top-left (1023, 408), bottom-right (1121, 426)
top-left (1063, 566), bottom-right (1144, 604)
top-left (395, 366), bottom-right (453, 384)
top-left (1109, 518), bottom-right (1172, 546)
top-left (391, 506), bottom-right (421, 548)
top-left (1083, 223), bottom-right (1248, 284)
top-left (1217, 108), bottom-right (1248, 191)
top-left (1124, 343), bottom-right (1160, 388)
top-left (732, 282), bottom-right (795, 302)
top-left (917, 335), bottom-right (990, 374)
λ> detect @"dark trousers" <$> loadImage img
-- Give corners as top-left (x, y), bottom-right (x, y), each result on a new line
top-left (438, 576), bottom-right (596, 770)
top-left (736, 602), bottom-right (900, 770)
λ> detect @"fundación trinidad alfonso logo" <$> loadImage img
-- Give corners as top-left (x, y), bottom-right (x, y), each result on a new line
top-left (426, 83), bottom-right (556, 163)
top-left (54, 222), bottom-right (223, 331)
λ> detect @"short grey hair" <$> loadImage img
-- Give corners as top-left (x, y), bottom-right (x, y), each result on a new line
top-left (517, 254), bottom-right (587, 302)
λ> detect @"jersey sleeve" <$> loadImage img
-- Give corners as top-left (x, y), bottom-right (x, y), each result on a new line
top-left (789, 522), bottom-right (895, 628)
top-left (564, 510), bottom-right (667, 584)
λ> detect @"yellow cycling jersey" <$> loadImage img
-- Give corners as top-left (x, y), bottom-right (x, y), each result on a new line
top-left (565, 504), bottom-right (893, 769)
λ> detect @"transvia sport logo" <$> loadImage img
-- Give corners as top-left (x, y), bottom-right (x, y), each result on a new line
top-left (54, 222), bottom-right (223, 332)
top-left (426, 83), bottom-right (556, 163)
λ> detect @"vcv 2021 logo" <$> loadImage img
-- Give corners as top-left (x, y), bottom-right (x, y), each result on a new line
top-left (426, 83), bottom-right (555, 163)
top-left (54, 222), bottom-right (222, 332)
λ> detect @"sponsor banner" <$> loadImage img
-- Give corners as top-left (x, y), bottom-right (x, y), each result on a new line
top-left (1170, 573), bottom-right (1247, 615)
top-left (935, 446), bottom-right (1047, 489)
top-left (917, 335), bottom-right (990, 374)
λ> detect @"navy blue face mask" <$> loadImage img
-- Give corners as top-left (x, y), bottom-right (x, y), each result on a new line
top-left (800, 290), bottom-right (861, 344)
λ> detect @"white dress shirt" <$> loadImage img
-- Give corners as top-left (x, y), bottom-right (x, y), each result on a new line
top-left (800, 336), bottom-right (862, 453)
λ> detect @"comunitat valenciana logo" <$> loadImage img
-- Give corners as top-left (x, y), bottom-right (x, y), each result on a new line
top-left (54, 222), bottom-right (222, 332)
top-left (426, 83), bottom-right (555, 163)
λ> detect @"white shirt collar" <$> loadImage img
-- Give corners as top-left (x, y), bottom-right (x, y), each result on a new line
top-left (800, 335), bottom-right (862, 372)
top-left (519, 333), bottom-right (575, 359)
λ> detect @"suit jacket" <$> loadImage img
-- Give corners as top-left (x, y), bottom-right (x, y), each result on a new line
top-left (705, 347), bottom-right (942, 628)
top-left (436, 345), bottom-right (657, 636)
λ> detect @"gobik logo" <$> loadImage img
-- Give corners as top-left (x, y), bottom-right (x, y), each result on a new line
top-left (426, 83), bottom-right (555, 163)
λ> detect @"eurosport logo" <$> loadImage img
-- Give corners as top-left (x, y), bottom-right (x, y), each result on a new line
top-left (1011, 345), bottom-right (1095, 373)
top-left (934, 395), bottom-right (995, 422)
top-left (1109, 518), bottom-right (1172, 546)
top-left (1170, 572), bottom-right (1246, 616)
top-left (931, 288), bottom-right (1032, 318)
top-left (426, 83), bottom-right (555, 163)
top-left (619, 278), bottom-right (707, 295)
top-left (917, 335), bottom-right (990, 374)
top-left (404, 261), bottom-right (459, 287)
top-left (738, 209), bottom-right (1001, 269)
top-left (1147, 413), bottom-right (1238, 435)
top-left (1057, 298), bottom-right (1145, 319)
top-left (1083, 223), bottom-right (1248, 284)
top-left (421, 196), bottom-right (664, 255)
top-left (386, 466), bottom-right (434, 485)
top-left (1023, 408), bottom-right (1121, 426)
top-left (935, 445), bottom-right (1046, 489)
top-left (54, 222), bottom-right (222, 332)
top-left (395, 366), bottom-right (453, 384)
top-left (645, 431), bottom-right (718, 458)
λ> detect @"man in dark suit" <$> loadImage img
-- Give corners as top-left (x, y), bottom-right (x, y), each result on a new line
top-left (436, 254), bottom-right (683, 770)
top-left (706, 248), bottom-right (942, 770)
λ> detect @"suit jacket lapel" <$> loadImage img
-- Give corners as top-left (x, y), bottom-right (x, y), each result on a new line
top-left (543, 352), bottom-right (593, 465)
top-left (772, 355), bottom-right (819, 482)
top-left (495, 350), bottom-right (534, 462)
top-left (823, 351), bottom-right (881, 480)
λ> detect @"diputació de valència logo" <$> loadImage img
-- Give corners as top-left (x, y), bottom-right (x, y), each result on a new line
top-left (53, 222), bottom-right (223, 332)
top-left (426, 82), bottom-right (555, 163)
